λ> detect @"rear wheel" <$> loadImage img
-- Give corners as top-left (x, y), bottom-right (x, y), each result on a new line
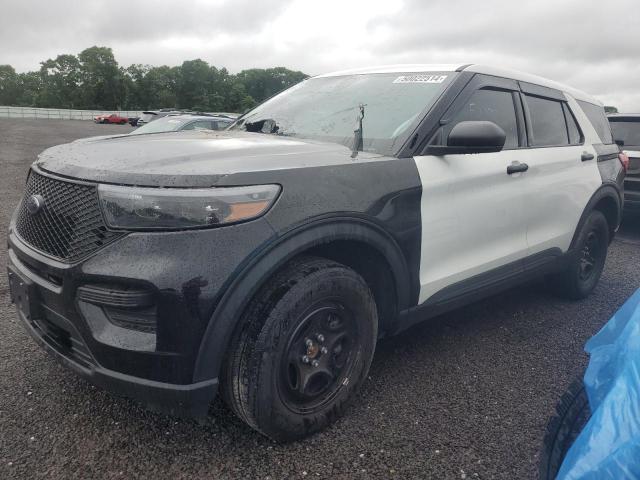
top-left (550, 210), bottom-right (609, 299)
top-left (222, 256), bottom-right (377, 442)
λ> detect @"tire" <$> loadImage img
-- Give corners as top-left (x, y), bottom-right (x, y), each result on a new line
top-left (221, 256), bottom-right (378, 442)
top-left (540, 379), bottom-right (591, 480)
top-left (550, 210), bottom-right (609, 300)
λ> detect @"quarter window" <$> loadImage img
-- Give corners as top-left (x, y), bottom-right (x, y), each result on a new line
top-left (444, 89), bottom-right (519, 149)
top-left (577, 100), bottom-right (614, 144)
top-left (524, 95), bottom-right (568, 146)
top-left (563, 103), bottom-right (582, 145)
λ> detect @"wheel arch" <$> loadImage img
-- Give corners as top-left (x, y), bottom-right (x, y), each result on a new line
top-left (570, 184), bottom-right (622, 250)
top-left (193, 216), bottom-right (414, 383)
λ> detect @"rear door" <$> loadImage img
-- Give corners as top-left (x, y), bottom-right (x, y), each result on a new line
top-left (413, 75), bottom-right (530, 304)
top-left (518, 86), bottom-right (603, 256)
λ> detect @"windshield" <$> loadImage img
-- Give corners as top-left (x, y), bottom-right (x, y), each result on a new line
top-left (610, 120), bottom-right (640, 147)
top-left (231, 72), bottom-right (456, 156)
top-left (131, 116), bottom-right (190, 135)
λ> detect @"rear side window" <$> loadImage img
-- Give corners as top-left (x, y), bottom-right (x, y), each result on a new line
top-left (444, 88), bottom-right (519, 149)
top-left (524, 95), bottom-right (568, 146)
top-left (577, 101), bottom-right (614, 144)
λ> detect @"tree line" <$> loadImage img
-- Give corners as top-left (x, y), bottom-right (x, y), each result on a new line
top-left (0, 46), bottom-right (308, 113)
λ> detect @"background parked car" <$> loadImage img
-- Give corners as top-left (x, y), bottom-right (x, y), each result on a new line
top-left (130, 114), bottom-right (233, 135)
top-left (134, 110), bottom-right (239, 127)
top-left (609, 114), bottom-right (639, 213)
top-left (136, 110), bottom-right (169, 126)
top-left (94, 113), bottom-right (129, 124)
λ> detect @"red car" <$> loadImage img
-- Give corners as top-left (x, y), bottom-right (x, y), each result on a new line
top-left (94, 113), bottom-right (129, 125)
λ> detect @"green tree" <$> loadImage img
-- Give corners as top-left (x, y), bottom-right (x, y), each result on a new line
top-left (141, 65), bottom-right (179, 109)
top-left (0, 65), bottom-right (20, 105)
top-left (16, 71), bottom-right (42, 106)
top-left (177, 59), bottom-right (212, 110)
top-left (39, 54), bottom-right (81, 108)
top-left (122, 64), bottom-right (150, 110)
top-left (225, 82), bottom-right (256, 112)
top-left (236, 67), bottom-right (307, 103)
top-left (0, 47), bottom-right (308, 112)
top-left (77, 46), bottom-right (124, 109)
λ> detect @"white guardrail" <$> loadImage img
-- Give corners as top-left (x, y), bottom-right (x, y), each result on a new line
top-left (0, 106), bottom-right (143, 121)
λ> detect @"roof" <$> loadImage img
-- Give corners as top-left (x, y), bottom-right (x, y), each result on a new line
top-left (164, 114), bottom-right (233, 121)
top-left (607, 113), bottom-right (640, 119)
top-left (316, 64), bottom-right (468, 77)
top-left (316, 64), bottom-right (599, 105)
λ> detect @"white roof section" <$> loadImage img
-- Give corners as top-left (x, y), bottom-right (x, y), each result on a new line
top-left (315, 64), bottom-right (467, 77)
top-left (316, 64), bottom-right (600, 105)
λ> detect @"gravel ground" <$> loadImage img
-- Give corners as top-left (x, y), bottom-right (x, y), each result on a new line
top-left (1, 118), bottom-right (639, 479)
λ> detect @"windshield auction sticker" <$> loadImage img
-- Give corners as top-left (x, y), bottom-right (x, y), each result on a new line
top-left (393, 74), bottom-right (448, 84)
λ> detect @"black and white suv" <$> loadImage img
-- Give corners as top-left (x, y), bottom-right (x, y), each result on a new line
top-left (608, 113), bottom-right (639, 212)
top-left (7, 64), bottom-right (626, 441)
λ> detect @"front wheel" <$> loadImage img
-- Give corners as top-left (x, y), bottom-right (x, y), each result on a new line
top-left (549, 210), bottom-right (609, 300)
top-left (222, 256), bottom-right (378, 442)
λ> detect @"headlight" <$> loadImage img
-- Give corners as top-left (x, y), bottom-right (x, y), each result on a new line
top-left (98, 184), bottom-right (280, 230)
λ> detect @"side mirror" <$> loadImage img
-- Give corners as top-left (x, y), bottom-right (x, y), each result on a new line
top-left (615, 139), bottom-right (624, 147)
top-left (424, 121), bottom-right (507, 155)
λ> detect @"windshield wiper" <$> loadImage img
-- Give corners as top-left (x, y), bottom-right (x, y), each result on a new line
top-left (351, 104), bottom-right (366, 158)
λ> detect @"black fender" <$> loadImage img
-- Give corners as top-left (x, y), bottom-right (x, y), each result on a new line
top-left (192, 215), bottom-right (412, 383)
top-left (569, 184), bottom-right (622, 251)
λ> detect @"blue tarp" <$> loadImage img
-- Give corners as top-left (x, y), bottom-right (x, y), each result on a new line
top-left (558, 288), bottom-right (640, 480)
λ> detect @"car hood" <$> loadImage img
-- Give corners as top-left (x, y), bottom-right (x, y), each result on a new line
top-left (72, 134), bottom-right (130, 143)
top-left (36, 130), bottom-right (383, 187)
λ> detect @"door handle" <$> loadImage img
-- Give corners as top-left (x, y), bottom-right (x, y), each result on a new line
top-left (507, 162), bottom-right (529, 174)
top-left (581, 152), bottom-right (595, 162)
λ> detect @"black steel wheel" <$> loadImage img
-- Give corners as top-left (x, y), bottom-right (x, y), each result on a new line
top-left (222, 256), bottom-right (377, 442)
top-left (279, 301), bottom-right (359, 413)
top-left (578, 230), bottom-right (602, 282)
top-left (550, 210), bottom-right (609, 300)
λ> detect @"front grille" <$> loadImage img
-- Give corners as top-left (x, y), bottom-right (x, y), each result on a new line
top-left (15, 170), bottom-right (124, 262)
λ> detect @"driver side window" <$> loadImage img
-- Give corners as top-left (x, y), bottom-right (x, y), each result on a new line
top-left (443, 89), bottom-right (519, 149)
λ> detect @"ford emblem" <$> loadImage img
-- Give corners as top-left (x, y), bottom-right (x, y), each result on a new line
top-left (26, 194), bottom-right (45, 215)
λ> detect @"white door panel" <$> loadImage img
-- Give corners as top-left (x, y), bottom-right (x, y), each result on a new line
top-left (414, 151), bottom-right (528, 304)
top-left (522, 145), bottom-right (602, 255)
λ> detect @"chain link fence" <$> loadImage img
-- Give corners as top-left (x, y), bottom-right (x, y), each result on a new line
top-left (0, 106), bottom-right (142, 121)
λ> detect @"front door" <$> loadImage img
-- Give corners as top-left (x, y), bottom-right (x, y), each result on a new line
top-left (413, 83), bottom-right (529, 304)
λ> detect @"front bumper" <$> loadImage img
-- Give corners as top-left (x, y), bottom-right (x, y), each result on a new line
top-left (10, 281), bottom-right (217, 417)
top-left (7, 209), bottom-right (275, 417)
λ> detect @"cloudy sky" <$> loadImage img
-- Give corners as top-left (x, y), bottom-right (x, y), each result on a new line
top-left (2, 0), bottom-right (639, 110)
